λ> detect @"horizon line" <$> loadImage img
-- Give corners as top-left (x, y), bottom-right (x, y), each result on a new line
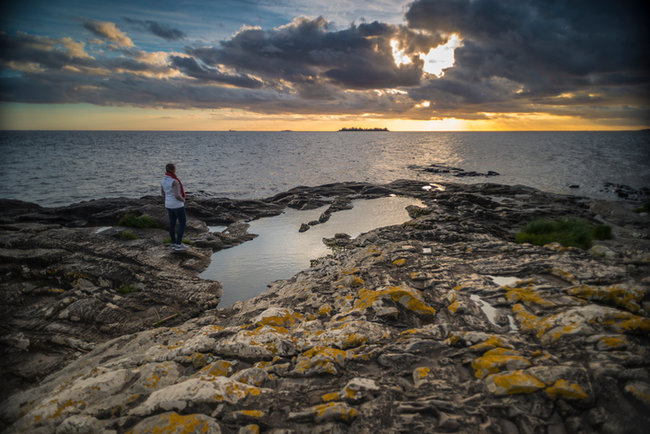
top-left (2, 128), bottom-right (648, 133)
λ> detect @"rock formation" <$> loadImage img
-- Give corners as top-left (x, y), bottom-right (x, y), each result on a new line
top-left (1, 181), bottom-right (648, 433)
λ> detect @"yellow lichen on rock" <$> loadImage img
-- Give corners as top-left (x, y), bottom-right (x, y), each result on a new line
top-left (322, 392), bottom-right (340, 402)
top-left (127, 412), bottom-right (215, 434)
top-left (414, 367), bottom-right (430, 379)
top-left (313, 402), bottom-right (359, 422)
top-left (568, 284), bottom-right (646, 314)
top-left (545, 379), bottom-right (589, 400)
top-left (625, 383), bottom-right (650, 407)
top-left (504, 285), bottom-right (554, 307)
top-left (472, 348), bottom-right (531, 379)
top-left (470, 336), bottom-right (510, 352)
top-left (393, 258), bottom-right (406, 267)
top-left (551, 267), bottom-right (579, 284)
top-left (352, 285), bottom-right (436, 317)
top-left (318, 304), bottom-right (333, 317)
top-left (512, 304), bottom-right (551, 337)
top-left (486, 370), bottom-right (545, 395)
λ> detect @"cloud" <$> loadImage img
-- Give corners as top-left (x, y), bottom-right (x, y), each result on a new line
top-left (82, 20), bottom-right (134, 47)
top-left (1, 3), bottom-right (648, 127)
top-left (124, 18), bottom-right (186, 41)
top-left (187, 16), bottom-right (426, 90)
top-left (169, 55), bottom-right (264, 88)
top-left (403, 0), bottom-right (650, 121)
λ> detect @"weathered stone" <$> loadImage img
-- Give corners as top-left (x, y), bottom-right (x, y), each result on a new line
top-left (1, 181), bottom-right (649, 433)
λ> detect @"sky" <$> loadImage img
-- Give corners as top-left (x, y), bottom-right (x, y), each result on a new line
top-left (0, 0), bottom-right (648, 131)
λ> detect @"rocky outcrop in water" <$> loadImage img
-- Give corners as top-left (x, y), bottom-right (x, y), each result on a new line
top-left (1, 181), bottom-right (649, 433)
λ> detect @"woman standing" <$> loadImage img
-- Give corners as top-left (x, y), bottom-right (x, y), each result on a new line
top-left (161, 163), bottom-right (188, 251)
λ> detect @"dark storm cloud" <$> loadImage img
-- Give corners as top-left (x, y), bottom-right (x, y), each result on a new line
top-left (404, 0), bottom-right (650, 120)
top-left (187, 16), bottom-right (424, 89)
top-left (124, 18), bottom-right (186, 41)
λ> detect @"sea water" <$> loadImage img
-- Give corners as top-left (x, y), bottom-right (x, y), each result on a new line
top-left (1, 131), bottom-right (648, 207)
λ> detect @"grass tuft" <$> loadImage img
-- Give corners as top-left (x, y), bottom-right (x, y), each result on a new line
top-left (118, 214), bottom-right (164, 229)
top-left (115, 230), bottom-right (138, 240)
top-left (634, 202), bottom-right (650, 214)
top-left (116, 284), bottom-right (139, 294)
top-left (515, 218), bottom-right (612, 250)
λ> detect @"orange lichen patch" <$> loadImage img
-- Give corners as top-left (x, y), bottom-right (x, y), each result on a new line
top-left (470, 336), bottom-right (511, 352)
top-left (294, 346), bottom-right (348, 375)
top-left (414, 367), bottom-right (431, 380)
top-left (198, 360), bottom-right (233, 378)
top-left (597, 335), bottom-right (628, 350)
top-left (545, 379), bottom-right (589, 400)
top-left (341, 333), bottom-right (368, 350)
top-left (453, 285), bottom-right (465, 291)
top-left (567, 284), bottom-right (645, 314)
top-left (318, 304), bottom-right (333, 317)
top-left (548, 323), bottom-right (583, 342)
top-left (213, 381), bottom-right (262, 403)
top-left (49, 399), bottom-right (86, 420)
top-left (342, 268), bottom-right (361, 275)
top-left (256, 310), bottom-right (304, 329)
top-left (393, 258), bottom-right (406, 267)
top-left (612, 315), bottom-right (650, 334)
top-left (352, 285), bottom-right (435, 317)
top-left (322, 392), bottom-right (340, 402)
top-left (410, 271), bottom-right (428, 280)
top-left (487, 370), bottom-right (545, 395)
top-left (313, 402), bottom-right (359, 422)
top-left (448, 300), bottom-right (461, 314)
top-left (503, 285), bottom-right (554, 307)
top-left (127, 412), bottom-right (215, 434)
top-left (512, 304), bottom-right (552, 337)
top-left (551, 267), bottom-right (578, 284)
top-left (471, 348), bottom-right (531, 379)
top-left (625, 383), bottom-right (650, 407)
top-left (302, 346), bottom-right (347, 362)
top-left (237, 410), bottom-right (265, 419)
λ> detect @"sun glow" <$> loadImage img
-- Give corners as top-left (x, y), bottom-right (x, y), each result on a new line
top-left (391, 34), bottom-right (462, 77)
top-left (420, 34), bottom-right (462, 77)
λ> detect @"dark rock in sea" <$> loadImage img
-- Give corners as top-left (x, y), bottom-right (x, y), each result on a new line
top-left (602, 182), bottom-right (650, 201)
top-left (409, 163), bottom-right (500, 178)
top-left (1, 181), bottom-right (649, 433)
top-left (569, 184), bottom-right (580, 189)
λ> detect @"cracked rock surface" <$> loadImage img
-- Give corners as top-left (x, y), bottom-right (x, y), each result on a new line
top-left (1, 181), bottom-right (649, 433)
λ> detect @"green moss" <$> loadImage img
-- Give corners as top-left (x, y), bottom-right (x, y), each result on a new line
top-left (116, 284), bottom-right (139, 294)
top-left (115, 231), bottom-right (138, 240)
top-left (118, 214), bottom-right (164, 229)
top-left (515, 218), bottom-right (612, 250)
top-left (634, 202), bottom-right (650, 214)
top-left (592, 224), bottom-right (612, 240)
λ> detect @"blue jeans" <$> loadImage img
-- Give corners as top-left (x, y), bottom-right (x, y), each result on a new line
top-left (166, 207), bottom-right (186, 245)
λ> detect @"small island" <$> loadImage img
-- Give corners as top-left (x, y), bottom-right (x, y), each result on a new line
top-left (338, 127), bottom-right (389, 132)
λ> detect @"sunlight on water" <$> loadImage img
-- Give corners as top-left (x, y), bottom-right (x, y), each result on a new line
top-left (200, 196), bottom-right (422, 307)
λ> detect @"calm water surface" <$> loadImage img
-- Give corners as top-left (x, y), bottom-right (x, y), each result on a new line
top-left (200, 196), bottom-right (421, 307)
top-left (1, 131), bottom-right (648, 206)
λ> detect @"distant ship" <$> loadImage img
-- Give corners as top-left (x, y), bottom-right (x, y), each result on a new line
top-left (338, 127), bottom-right (389, 132)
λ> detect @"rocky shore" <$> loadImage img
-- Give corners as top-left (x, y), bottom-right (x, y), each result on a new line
top-left (1, 181), bottom-right (649, 433)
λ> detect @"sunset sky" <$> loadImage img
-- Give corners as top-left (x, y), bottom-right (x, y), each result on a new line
top-left (1, 0), bottom-right (648, 131)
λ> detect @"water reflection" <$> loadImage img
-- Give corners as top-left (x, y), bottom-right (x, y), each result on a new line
top-left (200, 196), bottom-right (422, 307)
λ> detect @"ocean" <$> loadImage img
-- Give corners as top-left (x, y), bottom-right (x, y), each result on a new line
top-left (1, 130), bottom-right (649, 207)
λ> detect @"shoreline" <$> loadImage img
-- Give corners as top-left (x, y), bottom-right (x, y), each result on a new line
top-left (1, 180), bottom-right (649, 432)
